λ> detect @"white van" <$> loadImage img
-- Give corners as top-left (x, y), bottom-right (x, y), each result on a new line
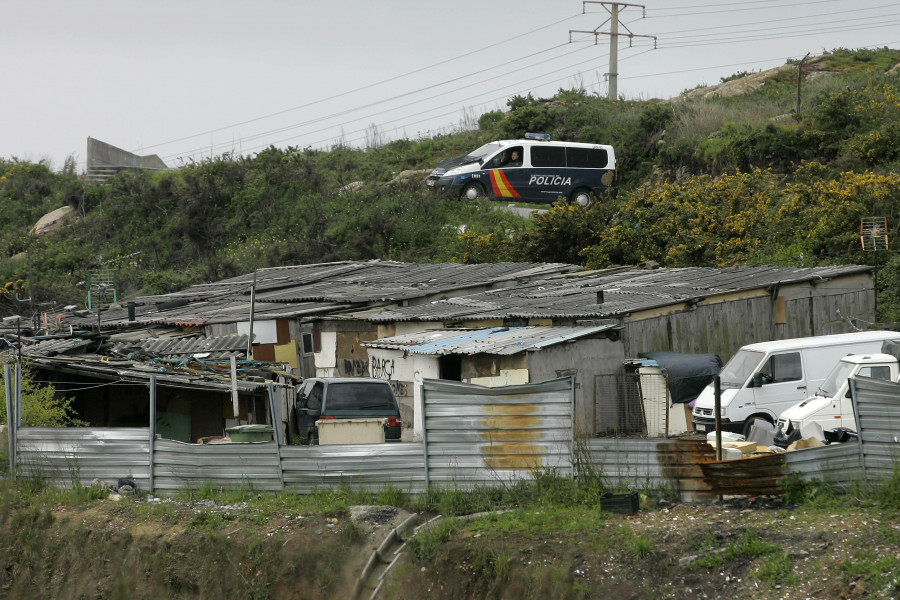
top-left (777, 349), bottom-right (900, 438)
top-left (691, 331), bottom-right (900, 436)
top-left (425, 133), bottom-right (616, 205)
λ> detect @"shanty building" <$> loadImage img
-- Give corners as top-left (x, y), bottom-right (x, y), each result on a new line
top-left (363, 264), bottom-right (879, 436)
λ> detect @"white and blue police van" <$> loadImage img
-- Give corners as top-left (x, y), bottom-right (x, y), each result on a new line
top-left (425, 133), bottom-right (616, 205)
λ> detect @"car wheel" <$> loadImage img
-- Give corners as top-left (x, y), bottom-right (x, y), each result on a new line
top-left (570, 187), bottom-right (594, 207)
top-left (461, 182), bottom-right (485, 201)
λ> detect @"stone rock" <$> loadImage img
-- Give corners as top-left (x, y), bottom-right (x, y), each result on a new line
top-left (31, 205), bottom-right (77, 236)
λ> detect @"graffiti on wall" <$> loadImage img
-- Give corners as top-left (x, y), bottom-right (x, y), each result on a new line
top-left (370, 357), bottom-right (395, 380)
top-left (389, 380), bottom-right (409, 398)
top-left (340, 359), bottom-right (370, 377)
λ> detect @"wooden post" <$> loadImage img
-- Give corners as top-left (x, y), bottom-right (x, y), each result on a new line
top-left (149, 375), bottom-right (156, 494)
top-left (230, 357), bottom-right (241, 426)
top-left (4, 364), bottom-right (15, 480)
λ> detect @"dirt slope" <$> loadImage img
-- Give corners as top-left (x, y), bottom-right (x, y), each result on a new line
top-left (1, 495), bottom-right (897, 600)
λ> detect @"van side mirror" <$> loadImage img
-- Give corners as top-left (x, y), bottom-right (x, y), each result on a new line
top-left (751, 373), bottom-right (764, 388)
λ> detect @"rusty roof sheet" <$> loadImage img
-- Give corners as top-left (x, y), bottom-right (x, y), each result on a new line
top-left (369, 264), bottom-right (875, 322)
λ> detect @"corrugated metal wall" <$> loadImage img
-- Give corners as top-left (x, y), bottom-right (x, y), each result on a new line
top-left (153, 439), bottom-right (283, 494)
top-left (851, 376), bottom-right (900, 485)
top-left (587, 437), bottom-right (720, 500)
top-left (422, 378), bottom-right (574, 490)
top-left (588, 436), bottom-right (872, 498)
top-left (13, 375), bottom-right (896, 499)
top-left (281, 443), bottom-right (426, 494)
top-left (783, 443), bottom-right (862, 488)
top-left (17, 428), bottom-right (151, 489)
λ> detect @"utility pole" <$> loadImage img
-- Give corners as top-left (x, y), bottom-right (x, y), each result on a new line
top-left (797, 52), bottom-right (811, 115)
top-left (570, 2), bottom-right (656, 100)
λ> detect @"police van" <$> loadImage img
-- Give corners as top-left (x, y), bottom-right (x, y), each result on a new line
top-left (425, 133), bottom-right (617, 205)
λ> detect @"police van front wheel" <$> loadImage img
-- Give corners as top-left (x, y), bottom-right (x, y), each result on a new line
top-left (570, 188), bottom-right (595, 207)
top-left (461, 182), bottom-right (485, 201)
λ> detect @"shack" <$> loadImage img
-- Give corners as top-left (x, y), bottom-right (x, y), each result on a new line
top-left (363, 325), bottom-right (623, 438)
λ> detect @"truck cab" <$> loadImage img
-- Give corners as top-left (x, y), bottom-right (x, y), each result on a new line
top-left (777, 353), bottom-right (899, 438)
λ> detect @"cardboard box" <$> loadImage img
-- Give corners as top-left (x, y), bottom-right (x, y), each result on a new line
top-left (707, 440), bottom-right (757, 454)
top-left (317, 418), bottom-right (386, 445)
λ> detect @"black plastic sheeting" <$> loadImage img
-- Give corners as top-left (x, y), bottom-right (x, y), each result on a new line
top-left (638, 351), bottom-right (722, 404)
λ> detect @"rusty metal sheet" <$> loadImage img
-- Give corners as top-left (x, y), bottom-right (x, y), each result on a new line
top-left (422, 377), bottom-right (574, 490)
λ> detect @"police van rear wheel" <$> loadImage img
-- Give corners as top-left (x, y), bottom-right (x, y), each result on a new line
top-left (570, 188), bottom-right (594, 207)
top-left (461, 182), bottom-right (485, 201)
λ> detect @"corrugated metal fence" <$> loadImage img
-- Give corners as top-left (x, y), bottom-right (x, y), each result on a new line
top-left (851, 376), bottom-right (900, 484)
top-left (17, 428), bottom-right (151, 489)
top-left (13, 378), bottom-right (563, 496)
top-left (11, 376), bottom-right (900, 498)
top-left (421, 377), bottom-right (574, 490)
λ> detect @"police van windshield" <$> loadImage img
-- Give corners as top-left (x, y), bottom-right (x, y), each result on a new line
top-left (464, 142), bottom-right (502, 163)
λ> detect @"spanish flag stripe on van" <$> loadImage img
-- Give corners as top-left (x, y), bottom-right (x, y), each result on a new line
top-left (489, 170), bottom-right (521, 198)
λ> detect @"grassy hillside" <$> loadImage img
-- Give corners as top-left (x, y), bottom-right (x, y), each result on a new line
top-left (1, 467), bottom-right (899, 599)
top-left (2, 47), bottom-right (900, 319)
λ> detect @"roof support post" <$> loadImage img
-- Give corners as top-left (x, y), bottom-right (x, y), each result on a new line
top-left (4, 363), bottom-right (15, 480)
top-left (149, 375), bottom-right (156, 494)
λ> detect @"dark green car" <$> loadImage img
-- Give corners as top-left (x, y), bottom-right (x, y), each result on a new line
top-left (294, 377), bottom-right (402, 444)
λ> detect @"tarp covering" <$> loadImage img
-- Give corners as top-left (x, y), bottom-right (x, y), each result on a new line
top-left (638, 351), bottom-right (722, 404)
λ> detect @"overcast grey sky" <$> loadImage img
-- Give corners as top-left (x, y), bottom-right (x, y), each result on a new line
top-left (3, 0), bottom-right (899, 172)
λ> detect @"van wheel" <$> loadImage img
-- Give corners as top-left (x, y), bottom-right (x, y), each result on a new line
top-left (570, 187), bottom-right (594, 207)
top-left (742, 415), bottom-right (773, 438)
top-left (461, 182), bottom-right (485, 201)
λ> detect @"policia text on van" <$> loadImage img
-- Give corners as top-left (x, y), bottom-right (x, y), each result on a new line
top-left (425, 133), bottom-right (617, 205)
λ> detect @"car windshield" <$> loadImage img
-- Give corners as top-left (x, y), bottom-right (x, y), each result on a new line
top-left (326, 383), bottom-right (397, 411)
top-left (718, 350), bottom-right (765, 389)
top-left (816, 360), bottom-right (856, 397)
top-left (464, 142), bottom-right (502, 163)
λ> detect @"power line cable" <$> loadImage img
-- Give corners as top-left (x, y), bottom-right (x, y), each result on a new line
top-left (641, 4), bottom-right (899, 40)
top-left (634, 0), bottom-right (837, 11)
top-left (163, 41), bottom-right (601, 161)
top-left (653, 20), bottom-right (900, 49)
top-left (642, 0), bottom-right (850, 17)
top-left (156, 9), bottom-right (899, 162)
top-left (136, 12), bottom-right (584, 153)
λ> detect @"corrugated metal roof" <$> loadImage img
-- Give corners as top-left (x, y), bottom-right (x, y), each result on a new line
top-left (369, 264), bottom-right (875, 322)
top-left (71, 260), bottom-right (580, 328)
top-left (21, 337), bottom-right (94, 357)
top-left (363, 325), bottom-right (616, 355)
top-left (110, 334), bottom-right (250, 359)
top-left (27, 355), bottom-right (271, 393)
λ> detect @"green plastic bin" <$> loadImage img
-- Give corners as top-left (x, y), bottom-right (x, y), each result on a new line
top-left (226, 424), bottom-right (274, 443)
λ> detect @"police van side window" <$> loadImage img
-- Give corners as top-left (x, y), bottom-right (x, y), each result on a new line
top-left (485, 147), bottom-right (523, 169)
top-left (566, 147), bottom-right (609, 168)
top-left (531, 146), bottom-right (566, 167)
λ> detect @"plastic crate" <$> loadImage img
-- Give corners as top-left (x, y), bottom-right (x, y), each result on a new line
top-left (226, 424), bottom-right (274, 443)
top-left (599, 492), bottom-right (639, 515)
